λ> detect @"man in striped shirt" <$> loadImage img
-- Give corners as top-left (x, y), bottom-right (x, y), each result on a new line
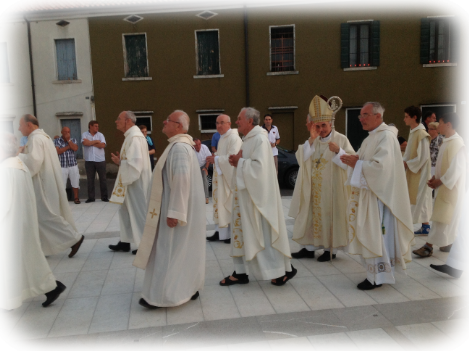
top-left (54, 127), bottom-right (80, 204)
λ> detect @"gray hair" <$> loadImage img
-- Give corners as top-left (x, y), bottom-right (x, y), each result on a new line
top-left (364, 102), bottom-right (385, 118)
top-left (173, 110), bottom-right (190, 132)
top-left (241, 107), bottom-right (260, 126)
top-left (124, 111), bottom-right (137, 124)
top-left (0, 132), bottom-right (18, 159)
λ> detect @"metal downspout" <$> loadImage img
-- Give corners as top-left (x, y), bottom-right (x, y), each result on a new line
top-left (25, 17), bottom-right (37, 117)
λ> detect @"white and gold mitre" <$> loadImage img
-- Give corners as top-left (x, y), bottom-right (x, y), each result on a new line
top-left (309, 95), bottom-right (333, 123)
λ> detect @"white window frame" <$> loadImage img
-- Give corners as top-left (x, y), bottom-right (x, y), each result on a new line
top-left (268, 24), bottom-right (298, 75)
top-left (135, 115), bottom-right (153, 134)
top-left (345, 107), bottom-right (361, 137)
top-left (122, 33), bottom-right (151, 80)
top-left (198, 113), bottom-right (220, 133)
top-left (194, 29), bottom-right (223, 78)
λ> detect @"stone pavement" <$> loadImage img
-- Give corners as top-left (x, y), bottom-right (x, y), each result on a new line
top-left (2, 198), bottom-right (468, 350)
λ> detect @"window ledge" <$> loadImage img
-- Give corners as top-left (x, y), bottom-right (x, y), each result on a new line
top-left (193, 74), bottom-right (224, 79)
top-left (53, 79), bottom-right (82, 84)
top-left (423, 63), bottom-right (457, 68)
top-left (122, 77), bottom-right (153, 81)
top-left (201, 129), bottom-right (217, 133)
top-left (343, 67), bottom-right (377, 71)
top-left (267, 71), bottom-right (299, 76)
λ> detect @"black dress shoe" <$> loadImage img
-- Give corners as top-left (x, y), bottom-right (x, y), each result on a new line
top-left (43, 281), bottom-right (66, 307)
top-left (101, 198), bottom-right (109, 202)
top-left (109, 241), bottom-right (131, 252)
top-left (69, 235), bottom-right (84, 258)
top-left (292, 248), bottom-right (315, 259)
top-left (139, 298), bottom-right (159, 309)
top-left (430, 264), bottom-right (463, 278)
top-left (317, 251), bottom-right (337, 262)
top-left (357, 278), bottom-right (382, 290)
top-left (85, 199), bottom-right (95, 203)
top-left (132, 249), bottom-right (138, 255)
top-left (191, 291), bottom-right (199, 300)
top-left (207, 231), bottom-right (219, 241)
top-left (224, 238), bottom-right (231, 244)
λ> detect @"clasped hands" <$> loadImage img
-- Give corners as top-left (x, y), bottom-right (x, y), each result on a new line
top-left (427, 176), bottom-right (442, 189)
top-left (228, 150), bottom-right (243, 167)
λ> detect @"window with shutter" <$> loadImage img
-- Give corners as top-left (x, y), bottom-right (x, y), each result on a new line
top-left (196, 30), bottom-right (220, 75)
top-left (55, 39), bottom-right (78, 80)
top-left (270, 26), bottom-right (295, 72)
top-left (123, 33), bottom-right (149, 78)
top-left (421, 17), bottom-right (458, 65)
top-left (341, 21), bottom-right (379, 69)
top-left (0, 42), bottom-right (10, 84)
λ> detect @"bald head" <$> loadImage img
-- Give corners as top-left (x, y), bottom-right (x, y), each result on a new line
top-left (172, 110), bottom-right (190, 132)
top-left (19, 114), bottom-right (39, 136)
top-left (61, 126), bottom-right (71, 141)
top-left (216, 114), bottom-right (231, 135)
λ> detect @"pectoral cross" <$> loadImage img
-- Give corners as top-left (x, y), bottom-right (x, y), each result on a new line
top-left (315, 158), bottom-right (321, 168)
top-left (149, 209), bottom-right (157, 219)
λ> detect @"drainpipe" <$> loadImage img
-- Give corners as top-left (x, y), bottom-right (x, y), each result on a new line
top-left (25, 17), bottom-right (37, 117)
top-left (243, 6), bottom-right (250, 107)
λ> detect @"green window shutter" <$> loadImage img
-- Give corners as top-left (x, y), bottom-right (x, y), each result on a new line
top-left (340, 23), bottom-right (350, 68)
top-left (197, 31), bottom-right (220, 75)
top-left (420, 18), bottom-right (431, 64)
top-left (125, 34), bottom-right (148, 77)
top-left (450, 19), bottom-right (458, 63)
top-left (370, 21), bottom-right (380, 67)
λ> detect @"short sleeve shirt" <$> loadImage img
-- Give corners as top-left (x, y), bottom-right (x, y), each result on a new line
top-left (211, 132), bottom-right (221, 150)
top-left (195, 144), bottom-right (212, 168)
top-left (262, 125), bottom-right (280, 156)
top-left (54, 137), bottom-right (78, 168)
top-left (82, 131), bottom-right (106, 162)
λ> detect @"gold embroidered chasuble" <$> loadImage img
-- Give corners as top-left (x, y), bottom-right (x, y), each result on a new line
top-left (346, 124), bottom-right (414, 264)
top-left (212, 129), bottom-right (243, 228)
top-left (289, 131), bottom-right (355, 248)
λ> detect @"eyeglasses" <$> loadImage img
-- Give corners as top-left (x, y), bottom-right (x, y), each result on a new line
top-left (166, 118), bottom-right (181, 125)
top-left (215, 121), bottom-right (228, 125)
top-left (358, 113), bottom-right (375, 120)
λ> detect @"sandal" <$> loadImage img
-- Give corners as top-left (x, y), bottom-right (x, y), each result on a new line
top-left (74, 198), bottom-right (81, 204)
top-left (219, 271), bottom-right (249, 286)
top-left (271, 265), bottom-right (297, 286)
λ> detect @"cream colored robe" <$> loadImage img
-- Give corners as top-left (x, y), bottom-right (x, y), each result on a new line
top-left (231, 126), bottom-right (291, 279)
top-left (213, 129), bottom-right (243, 234)
top-left (289, 131), bottom-right (354, 249)
top-left (0, 157), bottom-right (56, 310)
top-left (18, 129), bottom-right (81, 256)
top-left (110, 125), bottom-right (152, 246)
top-left (403, 124), bottom-right (433, 224)
top-left (428, 133), bottom-right (466, 247)
top-left (346, 123), bottom-right (414, 271)
top-left (135, 134), bottom-right (205, 307)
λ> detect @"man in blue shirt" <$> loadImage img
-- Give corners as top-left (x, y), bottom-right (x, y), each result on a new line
top-left (211, 131), bottom-right (220, 153)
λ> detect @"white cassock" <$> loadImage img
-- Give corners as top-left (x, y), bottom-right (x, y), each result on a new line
top-left (212, 129), bottom-right (243, 240)
top-left (134, 134), bottom-right (205, 307)
top-left (289, 131), bottom-right (355, 253)
top-left (0, 157), bottom-right (57, 310)
top-left (446, 190), bottom-right (469, 270)
top-left (346, 123), bottom-right (415, 285)
top-left (403, 124), bottom-right (433, 224)
top-left (110, 125), bottom-right (152, 246)
top-left (231, 126), bottom-right (292, 280)
top-left (428, 133), bottom-right (467, 247)
top-left (18, 129), bottom-right (81, 255)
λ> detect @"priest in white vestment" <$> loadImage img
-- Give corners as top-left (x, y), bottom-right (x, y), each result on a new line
top-left (290, 96), bottom-right (355, 262)
top-left (340, 102), bottom-right (414, 290)
top-left (402, 106), bottom-right (433, 234)
top-left (431, 189), bottom-right (468, 278)
top-left (109, 111), bottom-right (152, 255)
top-left (0, 133), bottom-right (66, 310)
top-left (18, 115), bottom-right (84, 258)
top-left (220, 107), bottom-right (295, 287)
top-left (413, 113), bottom-right (467, 257)
top-left (206, 114), bottom-right (243, 244)
top-left (134, 110), bottom-right (205, 309)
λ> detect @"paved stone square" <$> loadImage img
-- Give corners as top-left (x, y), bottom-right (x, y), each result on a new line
top-left (2, 198), bottom-right (468, 350)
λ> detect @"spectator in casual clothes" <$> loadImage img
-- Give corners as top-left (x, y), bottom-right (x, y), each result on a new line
top-left (54, 127), bottom-right (80, 204)
top-left (211, 131), bottom-right (220, 153)
top-left (422, 110), bottom-right (436, 132)
top-left (82, 120), bottom-right (108, 203)
top-left (428, 121), bottom-right (444, 176)
top-left (18, 135), bottom-right (28, 153)
top-left (194, 138), bottom-right (212, 204)
top-left (262, 114), bottom-right (281, 174)
top-left (139, 125), bottom-right (156, 170)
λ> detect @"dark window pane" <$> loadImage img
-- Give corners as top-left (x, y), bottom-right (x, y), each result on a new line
top-left (197, 31), bottom-right (220, 75)
top-left (56, 39), bottom-right (77, 80)
top-left (200, 114), bottom-right (218, 130)
top-left (124, 34), bottom-right (148, 77)
top-left (136, 117), bottom-right (152, 132)
top-left (349, 24), bottom-right (370, 66)
top-left (270, 26), bottom-right (294, 72)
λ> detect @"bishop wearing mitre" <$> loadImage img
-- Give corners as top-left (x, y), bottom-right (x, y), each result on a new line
top-left (1, 133), bottom-right (66, 310)
top-left (289, 95), bottom-right (355, 262)
top-left (108, 111), bottom-right (152, 254)
top-left (18, 115), bottom-right (84, 258)
top-left (340, 102), bottom-right (414, 290)
top-left (134, 110), bottom-right (206, 309)
top-left (206, 114), bottom-right (243, 243)
top-left (220, 107), bottom-right (295, 287)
